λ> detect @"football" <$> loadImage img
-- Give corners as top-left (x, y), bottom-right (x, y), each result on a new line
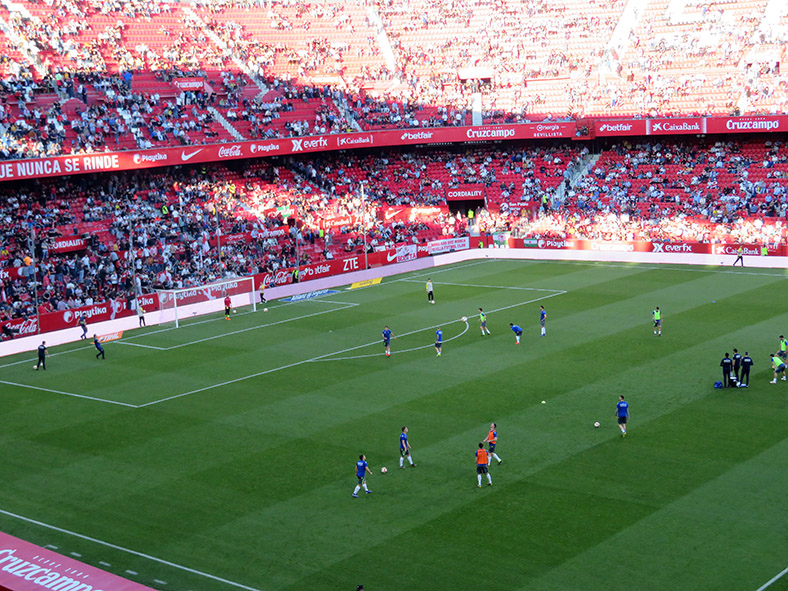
top-left (594, 421), bottom-right (601, 428)
top-left (33, 365), bottom-right (38, 370)
top-left (461, 316), bottom-right (467, 322)
top-left (263, 308), bottom-right (268, 312)
top-left (381, 467), bottom-right (387, 474)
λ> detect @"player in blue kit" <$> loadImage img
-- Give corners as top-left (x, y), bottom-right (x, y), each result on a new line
top-left (382, 326), bottom-right (395, 357)
top-left (539, 306), bottom-right (547, 337)
top-left (93, 334), bottom-right (105, 359)
top-left (399, 426), bottom-right (416, 468)
top-left (615, 395), bottom-right (629, 437)
top-left (509, 323), bottom-right (523, 344)
top-left (435, 327), bottom-right (442, 357)
top-left (353, 454), bottom-right (372, 498)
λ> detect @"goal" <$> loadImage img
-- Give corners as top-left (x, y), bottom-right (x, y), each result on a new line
top-left (157, 277), bottom-right (257, 327)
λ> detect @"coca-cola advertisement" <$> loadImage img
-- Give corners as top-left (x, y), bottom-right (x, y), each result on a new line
top-left (0, 316), bottom-right (39, 339)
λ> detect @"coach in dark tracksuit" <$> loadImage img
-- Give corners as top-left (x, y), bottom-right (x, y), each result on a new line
top-left (720, 353), bottom-right (733, 387)
top-left (740, 352), bottom-right (753, 387)
top-left (732, 349), bottom-right (742, 382)
top-left (36, 341), bottom-right (47, 370)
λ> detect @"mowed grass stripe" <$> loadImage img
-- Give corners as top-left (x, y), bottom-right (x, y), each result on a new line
top-left (251, 287), bottom-right (788, 588)
top-left (276, 308), bottom-right (788, 590)
top-left (0, 261), bottom-right (785, 591)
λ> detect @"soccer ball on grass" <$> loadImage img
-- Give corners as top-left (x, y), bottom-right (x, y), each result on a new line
top-left (381, 467), bottom-right (388, 474)
top-left (593, 421), bottom-right (600, 428)
top-left (461, 316), bottom-right (467, 322)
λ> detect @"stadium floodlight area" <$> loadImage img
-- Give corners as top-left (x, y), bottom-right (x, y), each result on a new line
top-left (157, 277), bottom-right (257, 327)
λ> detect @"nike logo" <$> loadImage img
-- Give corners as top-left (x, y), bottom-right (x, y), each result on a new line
top-left (387, 252), bottom-right (397, 262)
top-left (181, 149), bottom-right (203, 161)
top-left (384, 210), bottom-right (399, 220)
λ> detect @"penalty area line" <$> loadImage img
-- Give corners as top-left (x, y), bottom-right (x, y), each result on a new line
top-left (315, 320), bottom-right (471, 361)
top-left (0, 508), bottom-right (263, 591)
top-left (755, 564), bottom-right (788, 591)
top-left (0, 380), bottom-right (138, 408)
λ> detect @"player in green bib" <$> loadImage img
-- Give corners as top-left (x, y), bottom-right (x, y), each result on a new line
top-left (770, 354), bottom-right (787, 384)
top-left (478, 308), bottom-right (491, 336)
top-left (652, 307), bottom-right (662, 336)
top-left (778, 335), bottom-right (787, 360)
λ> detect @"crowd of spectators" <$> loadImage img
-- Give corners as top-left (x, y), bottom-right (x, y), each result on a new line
top-left (2, 138), bottom-right (787, 333)
top-left (0, 0), bottom-right (786, 162)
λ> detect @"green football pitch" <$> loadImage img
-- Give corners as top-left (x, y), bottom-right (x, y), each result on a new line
top-left (1, 259), bottom-right (787, 591)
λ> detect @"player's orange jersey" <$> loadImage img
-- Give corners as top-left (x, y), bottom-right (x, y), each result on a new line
top-left (476, 449), bottom-right (489, 465)
top-left (487, 430), bottom-right (497, 444)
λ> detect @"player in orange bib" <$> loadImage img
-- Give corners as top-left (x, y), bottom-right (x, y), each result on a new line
top-left (482, 422), bottom-right (502, 465)
top-left (476, 442), bottom-right (492, 487)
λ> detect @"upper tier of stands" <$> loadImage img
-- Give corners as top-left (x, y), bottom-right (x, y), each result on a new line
top-left (0, 0), bottom-right (786, 159)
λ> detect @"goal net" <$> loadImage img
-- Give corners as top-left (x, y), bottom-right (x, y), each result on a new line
top-left (156, 277), bottom-right (257, 327)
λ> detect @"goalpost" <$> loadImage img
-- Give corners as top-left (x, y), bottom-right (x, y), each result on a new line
top-left (156, 277), bottom-right (257, 328)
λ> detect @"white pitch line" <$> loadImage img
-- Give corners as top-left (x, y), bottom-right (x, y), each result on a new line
top-left (403, 279), bottom-right (564, 292)
top-left (755, 565), bottom-right (788, 591)
top-left (0, 344), bottom-right (96, 370)
top-left (553, 259), bottom-right (787, 278)
top-left (163, 303), bottom-right (358, 350)
top-left (142, 289), bottom-right (568, 406)
top-left (114, 341), bottom-right (167, 350)
top-left (317, 320), bottom-right (471, 361)
top-left (0, 508), bottom-right (263, 591)
top-left (0, 380), bottom-right (137, 407)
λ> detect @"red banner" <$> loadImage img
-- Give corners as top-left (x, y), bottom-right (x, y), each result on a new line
top-left (50, 237), bottom-right (86, 253)
top-left (173, 77), bottom-right (205, 91)
top-left (646, 117), bottom-right (706, 135)
top-left (0, 531), bottom-right (157, 591)
top-left (1, 294), bottom-right (159, 338)
top-left (445, 185), bottom-right (485, 201)
top-left (3, 115), bottom-right (788, 182)
top-left (524, 239), bottom-right (785, 256)
top-left (594, 119), bottom-right (648, 137)
top-left (704, 115), bottom-right (788, 134)
top-left (0, 266), bottom-right (26, 280)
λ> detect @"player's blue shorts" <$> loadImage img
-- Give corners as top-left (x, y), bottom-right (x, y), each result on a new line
top-left (617, 416), bottom-right (627, 424)
top-left (540, 319), bottom-right (545, 327)
top-left (383, 339), bottom-right (390, 347)
top-left (488, 442), bottom-right (496, 453)
top-left (779, 351), bottom-right (787, 360)
top-left (654, 320), bottom-right (662, 327)
top-left (435, 341), bottom-right (441, 348)
top-left (481, 321), bottom-right (487, 327)
top-left (777, 364), bottom-right (786, 372)
top-left (357, 475), bottom-right (365, 484)
top-left (400, 446), bottom-right (409, 457)
top-left (476, 465), bottom-right (488, 474)
top-left (514, 329), bottom-right (523, 336)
